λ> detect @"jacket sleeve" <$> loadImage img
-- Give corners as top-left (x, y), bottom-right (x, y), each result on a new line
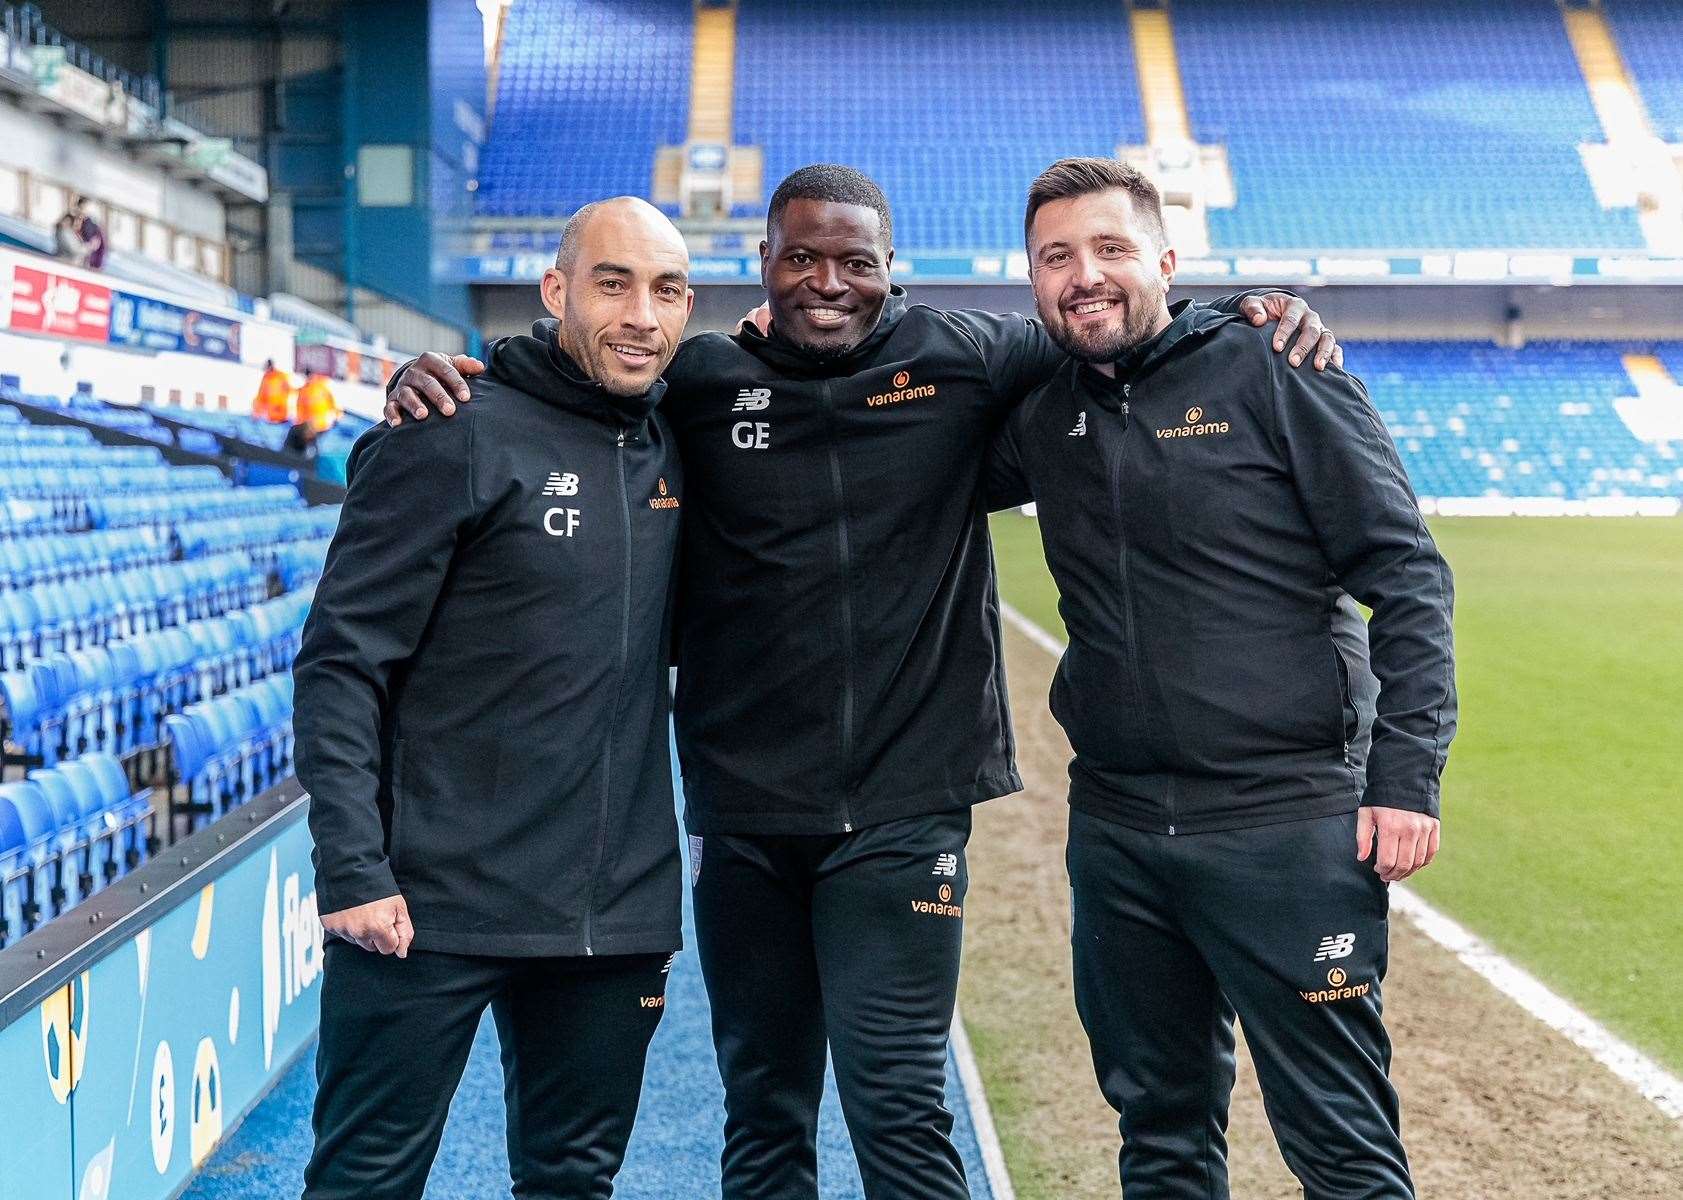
top-left (1269, 353), bottom-right (1457, 816)
top-left (984, 406), bottom-right (1034, 512)
top-left (293, 414), bottom-right (478, 913)
top-left (939, 308), bottom-right (1067, 414)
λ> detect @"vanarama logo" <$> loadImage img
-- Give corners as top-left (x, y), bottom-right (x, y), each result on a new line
top-left (639, 995), bottom-right (666, 1009)
top-left (913, 882), bottom-right (963, 919)
top-left (866, 370), bottom-right (937, 408)
top-left (1300, 965), bottom-right (1370, 1004)
top-left (1156, 405), bottom-right (1230, 439)
top-left (649, 476), bottom-right (680, 510)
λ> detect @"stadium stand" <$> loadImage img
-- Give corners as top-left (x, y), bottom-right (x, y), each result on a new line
top-left (0, 402), bottom-right (334, 949)
top-left (1608, 0), bottom-right (1683, 143)
top-left (475, 0), bottom-right (1673, 254)
top-left (475, 0), bottom-right (694, 217)
top-left (1350, 340), bottom-right (1682, 501)
top-left (731, 0), bottom-right (1143, 249)
top-left (1173, 0), bottom-right (1644, 251)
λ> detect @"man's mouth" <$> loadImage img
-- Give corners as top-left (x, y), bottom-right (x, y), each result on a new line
top-left (607, 342), bottom-right (658, 367)
top-left (800, 305), bottom-right (855, 330)
top-left (1066, 298), bottom-right (1121, 321)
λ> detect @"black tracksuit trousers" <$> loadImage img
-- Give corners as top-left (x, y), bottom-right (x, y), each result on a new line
top-left (1068, 807), bottom-right (1414, 1200)
top-left (301, 943), bottom-right (670, 1200)
top-left (690, 810), bottom-right (973, 1200)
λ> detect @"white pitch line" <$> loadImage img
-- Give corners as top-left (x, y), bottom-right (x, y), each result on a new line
top-left (951, 1007), bottom-right (1016, 1200)
top-left (997, 599), bottom-right (1683, 1123)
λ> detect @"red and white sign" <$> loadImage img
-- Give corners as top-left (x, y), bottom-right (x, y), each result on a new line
top-left (10, 266), bottom-right (112, 343)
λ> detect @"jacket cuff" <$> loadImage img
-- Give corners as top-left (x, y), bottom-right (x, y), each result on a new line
top-left (1359, 781), bottom-right (1440, 819)
top-left (317, 860), bottom-right (401, 917)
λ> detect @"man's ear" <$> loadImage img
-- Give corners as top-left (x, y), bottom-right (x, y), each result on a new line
top-left (884, 246), bottom-right (895, 276)
top-left (1159, 245), bottom-right (1177, 294)
top-left (758, 239), bottom-right (770, 291)
top-left (541, 267), bottom-right (568, 320)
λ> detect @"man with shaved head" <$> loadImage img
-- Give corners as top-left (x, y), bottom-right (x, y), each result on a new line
top-left (293, 196), bottom-right (693, 1200)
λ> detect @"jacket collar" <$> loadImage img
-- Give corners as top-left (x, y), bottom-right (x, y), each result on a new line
top-left (734, 286), bottom-right (909, 379)
top-left (491, 320), bottom-right (667, 428)
top-left (1073, 299), bottom-right (1237, 405)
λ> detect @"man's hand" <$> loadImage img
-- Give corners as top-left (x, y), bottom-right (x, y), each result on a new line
top-left (1239, 293), bottom-right (1342, 371)
top-left (738, 302), bottom-right (771, 336)
top-left (320, 894), bottom-right (415, 957)
top-left (384, 352), bottom-right (486, 426)
top-left (1356, 807), bottom-right (1440, 882)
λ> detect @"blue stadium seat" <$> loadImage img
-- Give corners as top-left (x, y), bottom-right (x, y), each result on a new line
top-left (0, 779), bottom-right (58, 944)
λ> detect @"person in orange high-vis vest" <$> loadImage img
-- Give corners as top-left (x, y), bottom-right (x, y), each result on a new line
top-left (297, 372), bottom-right (341, 432)
top-left (253, 360), bottom-right (293, 423)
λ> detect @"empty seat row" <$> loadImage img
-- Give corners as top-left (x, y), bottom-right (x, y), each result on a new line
top-left (0, 752), bottom-right (149, 947)
top-left (165, 673), bottom-right (295, 835)
top-left (88, 484), bottom-right (305, 531)
top-left (0, 586), bottom-right (313, 770)
top-left (0, 552), bottom-right (268, 670)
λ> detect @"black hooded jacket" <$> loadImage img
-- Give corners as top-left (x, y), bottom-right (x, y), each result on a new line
top-left (653, 290), bottom-right (1061, 834)
top-left (990, 301), bottom-right (1457, 835)
top-left (296, 330), bottom-right (683, 956)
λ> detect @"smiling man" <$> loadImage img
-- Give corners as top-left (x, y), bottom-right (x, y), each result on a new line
top-left (293, 197), bottom-right (690, 1200)
top-left (385, 163), bottom-right (1339, 1200)
top-left (989, 158), bottom-right (1456, 1200)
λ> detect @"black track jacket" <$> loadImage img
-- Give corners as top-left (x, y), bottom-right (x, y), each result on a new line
top-left (296, 332), bottom-right (683, 956)
top-left (990, 300), bottom-right (1456, 834)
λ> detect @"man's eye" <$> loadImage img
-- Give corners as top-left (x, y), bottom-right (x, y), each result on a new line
top-left (657, 286), bottom-right (682, 300)
top-left (848, 260), bottom-right (874, 271)
top-left (789, 253), bottom-right (812, 266)
top-left (600, 279), bottom-right (624, 292)
top-left (1100, 244), bottom-right (1126, 256)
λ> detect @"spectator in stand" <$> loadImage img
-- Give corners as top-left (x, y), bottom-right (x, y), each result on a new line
top-left (297, 372), bottom-right (340, 432)
top-left (254, 360), bottom-right (294, 423)
top-left (72, 197), bottom-right (106, 270)
top-left (54, 213), bottom-right (88, 266)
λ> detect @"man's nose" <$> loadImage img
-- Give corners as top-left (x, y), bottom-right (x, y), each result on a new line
top-left (621, 288), bottom-right (659, 332)
top-left (1071, 253), bottom-right (1106, 291)
top-left (807, 261), bottom-right (847, 298)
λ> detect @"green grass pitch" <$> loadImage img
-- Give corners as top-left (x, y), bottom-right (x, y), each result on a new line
top-left (989, 513), bottom-right (1683, 1072)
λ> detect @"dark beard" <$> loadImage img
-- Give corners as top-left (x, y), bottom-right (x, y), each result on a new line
top-left (1046, 296), bottom-right (1163, 365)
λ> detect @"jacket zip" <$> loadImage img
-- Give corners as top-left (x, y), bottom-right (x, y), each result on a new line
top-left (821, 379), bottom-right (857, 832)
top-left (584, 427), bottom-right (634, 952)
top-left (1110, 385), bottom-right (1175, 835)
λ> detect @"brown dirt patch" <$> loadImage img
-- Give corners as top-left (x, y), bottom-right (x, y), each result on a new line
top-left (958, 623), bottom-right (1683, 1199)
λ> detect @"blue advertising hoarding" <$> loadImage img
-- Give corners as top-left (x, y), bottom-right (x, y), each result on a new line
top-left (0, 810), bottom-right (323, 1200)
top-left (109, 291), bottom-right (243, 361)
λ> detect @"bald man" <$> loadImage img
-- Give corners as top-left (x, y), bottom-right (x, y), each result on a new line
top-left (293, 198), bottom-right (695, 1200)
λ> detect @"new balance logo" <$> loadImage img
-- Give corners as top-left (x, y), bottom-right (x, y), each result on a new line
top-left (661, 953), bottom-right (675, 975)
top-left (1069, 412), bottom-right (1087, 437)
top-left (1314, 933), bottom-right (1356, 962)
top-left (542, 472), bottom-right (580, 496)
top-left (732, 388), bottom-right (771, 412)
top-left (932, 853), bottom-right (959, 878)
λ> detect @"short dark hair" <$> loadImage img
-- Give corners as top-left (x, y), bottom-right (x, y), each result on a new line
top-left (767, 164), bottom-right (893, 247)
top-left (555, 198), bottom-right (608, 273)
top-left (1024, 157), bottom-right (1166, 252)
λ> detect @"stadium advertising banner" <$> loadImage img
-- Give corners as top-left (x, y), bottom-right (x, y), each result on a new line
top-left (109, 290), bottom-right (243, 361)
top-left (0, 816), bottom-right (323, 1200)
top-left (449, 249), bottom-right (1683, 286)
top-left (296, 339), bottom-right (399, 386)
top-left (8, 264), bottom-right (113, 343)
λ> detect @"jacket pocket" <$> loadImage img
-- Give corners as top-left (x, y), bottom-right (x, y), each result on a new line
top-left (387, 733), bottom-right (505, 890)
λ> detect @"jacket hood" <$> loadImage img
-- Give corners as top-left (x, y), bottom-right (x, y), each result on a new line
top-left (735, 286), bottom-right (909, 378)
top-left (491, 320), bottom-right (668, 428)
